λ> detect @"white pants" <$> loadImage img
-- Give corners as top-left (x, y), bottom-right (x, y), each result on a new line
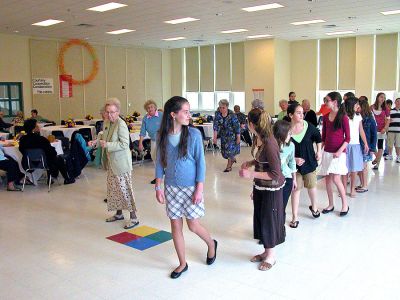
top-left (151, 140), bottom-right (157, 165)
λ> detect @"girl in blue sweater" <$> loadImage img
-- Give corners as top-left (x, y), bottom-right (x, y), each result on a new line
top-left (155, 96), bottom-right (217, 279)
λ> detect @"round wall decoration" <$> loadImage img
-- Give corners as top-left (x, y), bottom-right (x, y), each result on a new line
top-left (58, 39), bottom-right (99, 85)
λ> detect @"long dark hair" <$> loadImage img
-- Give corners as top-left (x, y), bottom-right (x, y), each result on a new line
top-left (373, 92), bottom-right (386, 111)
top-left (359, 99), bottom-right (372, 119)
top-left (327, 91), bottom-right (346, 131)
top-left (273, 120), bottom-right (291, 150)
top-left (158, 96), bottom-right (189, 168)
top-left (344, 97), bottom-right (359, 120)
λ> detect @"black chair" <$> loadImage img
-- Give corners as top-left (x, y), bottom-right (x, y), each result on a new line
top-left (52, 130), bottom-right (65, 138)
top-left (78, 128), bottom-right (92, 143)
top-left (14, 126), bottom-right (24, 134)
top-left (61, 120), bottom-right (66, 125)
top-left (58, 136), bottom-right (70, 154)
top-left (95, 120), bottom-right (103, 134)
top-left (197, 126), bottom-right (214, 152)
top-left (21, 149), bottom-right (52, 192)
top-left (75, 121), bottom-right (84, 125)
top-left (43, 124), bottom-right (53, 127)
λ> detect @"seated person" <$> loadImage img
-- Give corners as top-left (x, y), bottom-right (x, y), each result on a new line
top-left (0, 111), bottom-right (12, 132)
top-left (0, 144), bottom-right (24, 191)
top-left (19, 119), bottom-right (75, 184)
top-left (30, 109), bottom-right (50, 123)
top-left (277, 99), bottom-right (288, 120)
top-left (302, 99), bottom-right (318, 127)
top-left (234, 105), bottom-right (252, 146)
top-left (12, 111), bottom-right (25, 127)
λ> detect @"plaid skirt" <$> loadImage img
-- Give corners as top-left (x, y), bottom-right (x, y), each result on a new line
top-left (165, 185), bottom-right (205, 220)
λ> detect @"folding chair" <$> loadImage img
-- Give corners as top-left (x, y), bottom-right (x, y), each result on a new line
top-left (21, 148), bottom-right (52, 192)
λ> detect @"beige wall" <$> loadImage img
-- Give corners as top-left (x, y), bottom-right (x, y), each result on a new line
top-left (244, 39), bottom-right (275, 114)
top-left (290, 40), bottom-right (318, 108)
top-left (274, 39), bottom-right (291, 114)
top-left (0, 34), bottom-right (32, 115)
top-left (355, 35), bottom-right (375, 100)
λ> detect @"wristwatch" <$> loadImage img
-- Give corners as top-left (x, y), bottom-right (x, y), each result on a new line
top-left (155, 185), bottom-right (162, 191)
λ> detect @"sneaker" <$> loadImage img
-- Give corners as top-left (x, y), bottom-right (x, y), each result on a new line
top-left (384, 155), bottom-right (393, 160)
top-left (396, 157), bottom-right (400, 163)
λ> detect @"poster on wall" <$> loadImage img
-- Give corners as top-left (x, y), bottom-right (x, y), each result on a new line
top-left (252, 88), bottom-right (264, 101)
top-left (32, 78), bottom-right (54, 94)
top-left (59, 75), bottom-right (73, 98)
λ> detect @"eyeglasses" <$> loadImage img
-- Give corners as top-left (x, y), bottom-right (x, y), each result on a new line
top-left (105, 111), bottom-right (118, 115)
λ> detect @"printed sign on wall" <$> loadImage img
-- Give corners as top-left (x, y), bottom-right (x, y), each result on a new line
top-left (32, 78), bottom-right (54, 94)
top-left (59, 75), bottom-right (73, 98)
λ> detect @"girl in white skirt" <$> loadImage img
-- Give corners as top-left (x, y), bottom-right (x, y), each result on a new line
top-left (155, 96), bottom-right (217, 279)
top-left (343, 97), bottom-right (369, 197)
top-left (319, 92), bottom-right (351, 216)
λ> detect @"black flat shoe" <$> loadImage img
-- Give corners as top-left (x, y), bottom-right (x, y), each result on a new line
top-left (223, 167), bottom-right (232, 172)
top-left (322, 207), bottom-right (334, 214)
top-left (150, 179), bottom-right (156, 184)
top-left (309, 206), bottom-right (320, 218)
top-left (170, 263), bottom-right (188, 279)
top-left (104, 198), bottom-right (107, 203)
top-left (206, 240), bottom-right (218, 265)
top-left (340, 207), bottom-right (350, 217)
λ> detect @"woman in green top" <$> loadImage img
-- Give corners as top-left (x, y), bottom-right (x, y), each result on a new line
top-left (288, 103), bottom-right (322, 228)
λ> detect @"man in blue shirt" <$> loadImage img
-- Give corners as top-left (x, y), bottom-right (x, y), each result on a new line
top-left (139, 100), bottom-right (163, 184)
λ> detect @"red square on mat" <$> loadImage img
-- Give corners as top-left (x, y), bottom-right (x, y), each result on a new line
top-left (107, 232), bottom-right (141, 244)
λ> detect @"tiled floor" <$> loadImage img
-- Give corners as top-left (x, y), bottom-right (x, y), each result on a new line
top-left (0, 148), bottom-right (399, 300)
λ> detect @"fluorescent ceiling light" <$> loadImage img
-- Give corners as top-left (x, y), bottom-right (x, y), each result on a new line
top-left (221, 29), bottom-right (248, 34)
top-left (326, 31), bottom-right (354, 36)
top-left (87, 2), bottom-right (127, 12)
top-left (165, 17), bottom-right (199, 24)
top-left (247, 34), bottom-right (273, 39)
top-left (32, 19), bottom-right (64, 26)
top-left (106, 29), bottom-right (135, 34)
top-left (291, 19), bottom-right (326, 25)
top-left (381, 9), bottom-right (400, 15)
top-left (242, 3), bottom-right (284, 12)
top-left (163, 37), bottom-right (186, 41)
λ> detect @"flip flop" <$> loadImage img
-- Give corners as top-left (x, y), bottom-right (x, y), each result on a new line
top-left (250, 255), bottom-right (266, 263)
top-left (289, 221), bottom-right (299, 228)
top-left (258, 261), bottom-right (276, 271)
top-left (309, 206), bottom-right (320, 218)
top-left (356, 188), bottom-right (368, 193)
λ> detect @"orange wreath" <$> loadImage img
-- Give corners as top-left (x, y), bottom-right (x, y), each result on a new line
top-left (58, 39), bottom-right (99, 85)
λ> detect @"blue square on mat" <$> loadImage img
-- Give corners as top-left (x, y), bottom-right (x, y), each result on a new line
top-left (124, 237), bottom-right (161, 251)
top-left (145, 230), bottom-right (172, 243)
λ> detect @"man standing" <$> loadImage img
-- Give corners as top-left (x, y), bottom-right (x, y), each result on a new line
top-left (139, 100), bottom-right (163, 184)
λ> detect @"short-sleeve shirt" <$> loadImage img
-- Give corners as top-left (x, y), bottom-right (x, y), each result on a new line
top-left (371, 107), bottom-right (389, 132)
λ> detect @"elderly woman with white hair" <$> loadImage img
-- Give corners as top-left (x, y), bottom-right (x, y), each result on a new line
top-left (251, 99), bottom-right (265, 110)
top-left (101, 98), bottom-right (139, 229)
top-left (213, 99), bottom-right (241, 172)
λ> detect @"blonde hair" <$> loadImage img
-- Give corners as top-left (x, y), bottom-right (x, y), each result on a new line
top-left (105, 98), bottom-right (121, 111)
top-left (248, 108), bottom-right (272, 142)
top-left (279, 99), bottom-right (288, 105)
top-left (143, 99), bottom-right (157, 110)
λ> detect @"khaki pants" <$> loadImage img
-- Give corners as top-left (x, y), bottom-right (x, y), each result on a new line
top-left (151, 140), bottom-right (157, 165)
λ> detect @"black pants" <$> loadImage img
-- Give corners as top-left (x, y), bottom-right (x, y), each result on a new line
top-left (241, 130), bottom-right (252, 146)
top-left (0, 158), bottom-right (24, 183)
top-left (48, 156), bottom-right (71, 180)
top-left (282, 178), bottom-right (293, 218)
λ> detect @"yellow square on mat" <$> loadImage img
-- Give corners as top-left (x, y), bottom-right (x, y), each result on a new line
top-left (127, 225), bottom-right (159, 237)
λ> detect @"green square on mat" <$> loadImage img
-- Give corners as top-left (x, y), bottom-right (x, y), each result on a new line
top-left (145, 230), bottom-right (172, 243)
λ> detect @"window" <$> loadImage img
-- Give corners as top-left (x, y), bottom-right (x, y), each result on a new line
top-left (200, 92), bottom-right (215, 110)
top-left (216, 91), bottom-right (230, 105)
top-left (0, 83), bottom-right (23, 117)
top-left (186, 92), bottom-right (199, 110)
top-left (232, 92), bottom-right (245, 111)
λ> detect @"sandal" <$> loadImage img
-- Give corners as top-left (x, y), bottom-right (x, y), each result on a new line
top-left (250, 254), bottom-right (266, 263)
top-left (124, 219), bottom-right (139, 229)
top-left (309, 206), bottom-right (320, 218)
top-left (258, 260), bottom-right (276, 271)
top-left (223, 167), bottom-right (232, 172)
top-left (372, 160), bottom-right (377, 165)
top-left (289, 221), bottom-right (299, 228)
top-left (356, 188), bottom-right (368, 193)
top-left (105, 214), bottom-right (124, 222)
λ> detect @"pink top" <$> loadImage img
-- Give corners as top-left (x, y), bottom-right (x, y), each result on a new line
top-left (371, 106), bottom-right (389, 132)
top-left (322, 114), bottom-right (350, 153)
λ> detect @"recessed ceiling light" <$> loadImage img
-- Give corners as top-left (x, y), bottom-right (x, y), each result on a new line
top-left (165, 17), bottom-right (199, 24)
top-left (381, 9), bottom-right (400, 15)
top-left (221, 29), bottom-right (248, 34)
top-left (32, 19), bottom-right (64, 26)
top-left (326, 30), bottom-right (355, 36)
top-left (163, 37), bottom-right (186, 41)
top-left (106, 29), bottom-right (135, 34)
top-left (291, 19), bottom-right (326, 25)
top-left (87, 2), bottom-right (127, 12)
top-left (242, 3), bottom-right (284, 12)
top-left (247, 34), bottom-right (273, 39)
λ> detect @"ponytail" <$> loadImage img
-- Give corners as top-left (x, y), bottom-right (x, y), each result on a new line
top-left (248, 108), bottom-right (273, 144)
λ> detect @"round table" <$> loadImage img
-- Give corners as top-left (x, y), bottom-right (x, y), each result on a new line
top-left (40, 125), bottom-right (96, 140)
top-left (0, 140), bottom-right (63, 184)
top-left (194, 123), bottom-right (214, 138)
top-left (74, 118), bottom-right (102, 126)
